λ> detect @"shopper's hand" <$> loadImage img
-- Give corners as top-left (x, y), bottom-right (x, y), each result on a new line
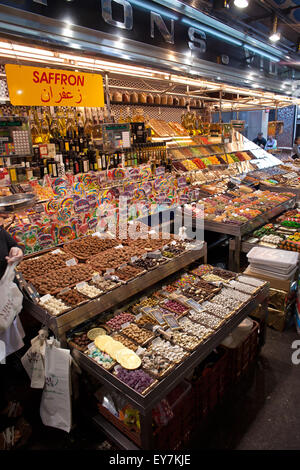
top-left (5, 247), bottom-right (23, 265)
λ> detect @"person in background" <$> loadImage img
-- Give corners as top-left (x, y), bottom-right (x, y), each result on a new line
top-left (253, 132), bottom-right (267, 148)
top-left (292, 136), bottom-right (300, 159)
top-left (265, 135), bottom-right (277, 150)
top-left (0, 223), bottom-right (30, 449)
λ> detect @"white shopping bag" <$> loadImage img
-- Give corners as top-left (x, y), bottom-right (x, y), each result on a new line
top-left (40, 338), bottom-right (72, 433)
top-left (21, 329), bottom-right (48, 389)
top-left (0, 262), bottom-right (23, 333)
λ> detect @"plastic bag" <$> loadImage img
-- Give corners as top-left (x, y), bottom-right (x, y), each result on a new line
top-left (40, 338), bottom-right (72, 433)
top-left (0, 262), bottom-right (23, 334)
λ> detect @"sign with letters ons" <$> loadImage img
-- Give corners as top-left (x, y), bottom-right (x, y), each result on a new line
top-left (5, 64), bottom-right (104, 107)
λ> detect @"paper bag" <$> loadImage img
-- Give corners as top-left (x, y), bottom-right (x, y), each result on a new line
top-left (40, 339), bottom-right (72, 433)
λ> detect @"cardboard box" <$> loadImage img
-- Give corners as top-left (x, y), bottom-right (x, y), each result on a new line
top-left (244, 266), bottom-right (296, 292)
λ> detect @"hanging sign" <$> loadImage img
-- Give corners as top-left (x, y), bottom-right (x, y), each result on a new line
top-left (5, 64), bottom-right (104, 107)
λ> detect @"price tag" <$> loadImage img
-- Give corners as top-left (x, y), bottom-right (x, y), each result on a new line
top-left (171, 240), bottom-right (177, 246)
top-left (121, 321), bottom-right (131, 330)
top-left (186, 298), bottom-right (203, 312)
top-left (66, 258), bottom-right (77, 267)
top-left (92, 232), bottom-right (101, 238)
top-left (92, 274), bottom-right (102, 282)
top-left (40, 294), bottom-right (52, 303)
top-left (76, 281), bottom-right (88, 289)
top-left (59, 287), bottom-right (70, 295)
top-left (131, 256), bottom-right (139, 263)
top-left (51, 249), bottom-right (63, 255)
top-left (163, 314), bottom-right (180, 330)
top-left (115, 244), bottom-right (124, 249)
top-left (105, 268), bottom-right (115, 274)
top-left (147, 250), bottom-right (162, 259)
top-left (152, 309), bottom-right (166, 326)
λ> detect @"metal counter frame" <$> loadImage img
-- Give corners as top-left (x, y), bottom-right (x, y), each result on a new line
top-left (72, 284), bottom-right (269, 450)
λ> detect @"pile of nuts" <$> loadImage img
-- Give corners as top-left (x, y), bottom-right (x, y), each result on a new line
top-left (111, 333), bottom-right (138, 351)
top-left (121, 324), bottom-right (153, 345)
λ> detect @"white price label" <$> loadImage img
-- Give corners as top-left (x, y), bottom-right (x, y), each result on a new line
top-left (51, 249), bottom-right (63, 255)
top-left (40, 294), bottom-right (51, 303)
top-left (66, 258), bottom-right (77, 266)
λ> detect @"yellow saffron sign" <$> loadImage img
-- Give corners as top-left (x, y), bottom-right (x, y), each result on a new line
top-left (5, 64), bottom-right (104, 107)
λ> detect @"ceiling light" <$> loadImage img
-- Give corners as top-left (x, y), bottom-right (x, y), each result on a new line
top-left (269, 16), bottom-right (280, 43)
top-left (234, 0), bottom-right (249, 8)
top-left (269, 32), bottom-right (280, 43)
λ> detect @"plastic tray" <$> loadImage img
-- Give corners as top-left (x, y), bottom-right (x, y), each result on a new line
top-left (248, 264), bottom-right (298, 280)
top-left (247, 247), bottom-right (299, 272)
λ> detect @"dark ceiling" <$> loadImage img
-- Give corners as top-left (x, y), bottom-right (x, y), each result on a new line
top-left (181, 0), bottom-right (300, 54)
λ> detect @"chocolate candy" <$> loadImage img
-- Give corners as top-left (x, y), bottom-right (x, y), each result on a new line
top-left (58, 289), bottom-right (87, 306)
top-left (212, 267), bottom-right (237, 280)
top-left (70, 332), bottom-right (90, 349)
top-left (116, 265), bottom-right (144, 281)
top-left (106, 312), bottom-right (135, 331)
top-left (65, 235), bottom-right (118, 259)
top-left (18, 250), bottom-right (73, 281)
top-left (32, 264), bottom-right (93, 294)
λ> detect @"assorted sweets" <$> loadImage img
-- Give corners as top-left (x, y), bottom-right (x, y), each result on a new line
top-left (184, 190), bottom-right (294, 225)
top-left (65, 264), bottom-right (267, 396)
top-left (16, 234), bottom-right (198, 315)
top-left (244, 209), bottom-right (300, 252)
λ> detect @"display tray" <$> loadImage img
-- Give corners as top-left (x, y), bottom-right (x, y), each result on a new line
top-left (22, 243), bottom-right (207, 340)
top-left (0, 193), bottom-right (36, 213)
top-left (181, 196), bottom-right (296, 237)
top-left (72, 284), bottom-right (269, 412)
top-left (259, 183), bottom-right (300, 200)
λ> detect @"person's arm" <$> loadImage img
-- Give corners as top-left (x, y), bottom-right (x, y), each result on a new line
top-left (1, 229), bottom-right (23, 264)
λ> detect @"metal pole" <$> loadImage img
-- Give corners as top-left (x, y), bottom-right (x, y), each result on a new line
top-left (104, 73), bottom-right (111, 122)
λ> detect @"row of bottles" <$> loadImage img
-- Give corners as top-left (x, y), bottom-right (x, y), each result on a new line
top-left (4, 142), bottom-right (168, 181)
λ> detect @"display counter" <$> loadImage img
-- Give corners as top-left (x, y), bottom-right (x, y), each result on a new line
top-left (21, 240), bottom-right (207, 343)
top-left (72, 279), bottom-right (269, 450)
